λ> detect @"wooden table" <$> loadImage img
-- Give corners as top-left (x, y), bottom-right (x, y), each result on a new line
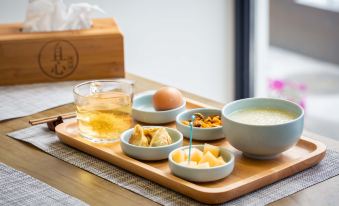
top-left (0, 73), bottom-right (338, 206)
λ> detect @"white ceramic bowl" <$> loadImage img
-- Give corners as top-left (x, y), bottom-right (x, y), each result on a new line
top-left (132, 91), bottom-right (186, 124)
top-left (176, 108), bottom-right (224, 141)
top-left (222, 98), bottom-right (304, 159)
top-left (168, 145), bottom-right (234, 182)
top-left (120, 126), bottom-right (183, 161)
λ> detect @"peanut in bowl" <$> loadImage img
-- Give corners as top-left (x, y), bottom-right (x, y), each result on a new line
top-left (175, 108), bottom-right (224, 141)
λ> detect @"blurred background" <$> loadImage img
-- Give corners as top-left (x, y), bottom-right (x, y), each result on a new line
top-left (254, 0), bottom-right (339, 140)
top-left (1, 0), bottom-right (338, 140)
top-left (0, 0), bottom-right (235, 104)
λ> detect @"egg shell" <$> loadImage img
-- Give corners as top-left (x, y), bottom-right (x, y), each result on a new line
top-left (152, 87), bottom-right (183, 111)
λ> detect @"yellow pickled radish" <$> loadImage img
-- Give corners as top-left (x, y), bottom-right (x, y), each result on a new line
top-left (196, 162), bottom-right (210, 168)
top-left (172, 149), bottom-right (185, 163)
top-left (184, 148), bottom-right (203, 162)
top-left (203, 143), bottom-right (220, 157)
top-left (180, 161), bottom-right (197, 167)
top-left (217, 156), bottom-right (226, 166)
top-left (199, 151), bottom-right (220, 167)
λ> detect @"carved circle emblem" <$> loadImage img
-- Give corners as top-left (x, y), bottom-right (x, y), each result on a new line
top-left (38, 40), bottom-right (79, 79)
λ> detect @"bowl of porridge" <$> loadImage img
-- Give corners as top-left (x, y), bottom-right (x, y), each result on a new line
top-left (222, 98), bottom-right (304, 159)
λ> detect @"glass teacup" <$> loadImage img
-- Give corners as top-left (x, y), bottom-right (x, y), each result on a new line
top-left (73, 80), bottom-right (134, 143)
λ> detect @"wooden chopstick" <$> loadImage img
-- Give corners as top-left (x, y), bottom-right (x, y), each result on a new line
top-left (29, 112), bottom-right (76, 125)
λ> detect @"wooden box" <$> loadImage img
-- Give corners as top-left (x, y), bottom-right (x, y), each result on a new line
top-left (0, 18), bottom-right (124, 85)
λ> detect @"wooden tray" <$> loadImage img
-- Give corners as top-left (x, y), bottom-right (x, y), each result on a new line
top-left (56, 99), bottom-right (326, 204)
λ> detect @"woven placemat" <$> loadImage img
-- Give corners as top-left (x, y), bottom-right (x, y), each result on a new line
top-left (7, 125), bottom-right (339, 206)
top-left (0, 81), bottom-right (78, 121)
top-left (0, 163), bottom-right (88, 206)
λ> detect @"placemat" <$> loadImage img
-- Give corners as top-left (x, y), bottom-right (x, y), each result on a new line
top-left (0, 163), bottom-right (88, 206)
top-left (7, 125), bottom-right (339, 206)
top-left (0, 81), bottom-right (78, 121)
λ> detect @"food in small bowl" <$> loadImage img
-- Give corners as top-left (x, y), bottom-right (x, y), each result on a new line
top-left (168, 144), bottom-right (234, 182)
top-left (132, 90), bottom-right (186, 124)
top-left (129, 125), bottom-right (172, 147)
top-left (176, 108), bottom-right (224, 140)
top-left (120, 125), bottom-right (183, 161)
top-left (181, 112), bottom-right (222, 128)
top-left (222, 98), bottom-right (304, 159)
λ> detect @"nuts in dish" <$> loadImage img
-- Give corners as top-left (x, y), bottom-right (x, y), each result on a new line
top-left (171, 144), bottom-right (226, 168)
top-left (129, 124), bottom-right (172, 147)
top-left (181, 113), bottom-right (222, 128)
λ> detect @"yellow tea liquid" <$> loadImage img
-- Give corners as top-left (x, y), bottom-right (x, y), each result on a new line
top-left (76, 91), bottom-right (133, 142)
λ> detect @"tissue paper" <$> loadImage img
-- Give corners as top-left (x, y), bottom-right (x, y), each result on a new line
top-left (22, 0), bottom-right (104, 32)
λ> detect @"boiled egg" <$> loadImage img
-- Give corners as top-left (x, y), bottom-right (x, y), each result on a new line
top-left (152, 87), bottom-right (183, 111)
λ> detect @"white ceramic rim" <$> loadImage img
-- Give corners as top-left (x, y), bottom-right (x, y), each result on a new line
top-left (222, 97), bottom-right (305, 127)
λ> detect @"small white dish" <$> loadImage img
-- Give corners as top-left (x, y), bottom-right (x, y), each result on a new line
top-left (132, 90), bottom-right (186, 124)
top-left (168, 145), bottom-right (235, 182)
top-left (176, 108), bottom-right (224, 141)
top-left (120, 126), bottom-right (183, 161)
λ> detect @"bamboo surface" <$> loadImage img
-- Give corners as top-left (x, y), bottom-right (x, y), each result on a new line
top-left (56, 98), bottom-right (326, 204)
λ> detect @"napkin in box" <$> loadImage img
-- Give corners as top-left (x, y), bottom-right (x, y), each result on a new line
top-left (22, 0), bottom-right (104, 32)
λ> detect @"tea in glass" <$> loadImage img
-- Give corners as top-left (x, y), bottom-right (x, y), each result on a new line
top-left (73, 80), bottom-right (134, 143)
